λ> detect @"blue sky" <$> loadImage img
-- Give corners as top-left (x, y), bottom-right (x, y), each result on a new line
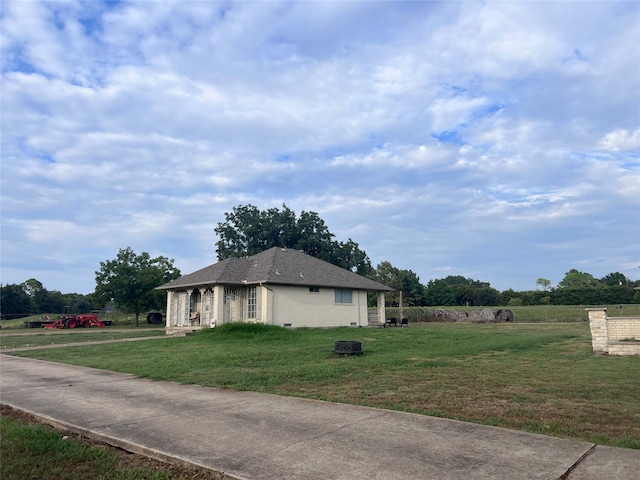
top-left (1, 0), bottom-right (639, 295)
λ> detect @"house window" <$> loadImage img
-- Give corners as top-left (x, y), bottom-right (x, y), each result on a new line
top-left (224, 288), bottom-right (237, 302)
top-left (247, 286), bottom-right (257, 318)
top-left (309, 287), bottom-right (319, 293)
top-left (335, 289), bottom-right (353, 304)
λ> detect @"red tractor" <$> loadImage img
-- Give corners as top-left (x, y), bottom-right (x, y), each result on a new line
top-left (44, 314), bottom-right (105, 329)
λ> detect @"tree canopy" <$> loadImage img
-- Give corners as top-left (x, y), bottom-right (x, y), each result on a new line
top-left (214, 204), bottom-right (372, 275)
top-left (21, 278), bottom-right (44, 297)
top-left (94, 247), bottom-right (181, 326)
top-left (557, 269), bottom-right (600, 288)
top-left (536, 278), bottom-right (552, 291)
top-left (0, 284), bottom-right (32, 319)
top-left (600, 272), bottom-right (630, 287)
top-left (374, 261), bottom-right (425, 306)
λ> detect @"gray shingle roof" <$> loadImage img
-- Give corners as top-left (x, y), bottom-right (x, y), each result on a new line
top-left (157, 247), bottom-right (393, 291)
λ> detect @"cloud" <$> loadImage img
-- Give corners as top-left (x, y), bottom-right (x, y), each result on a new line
top-left (598, 129), bottom-right (640, 151)
top-left (1, 0), bottom-right (639, 295)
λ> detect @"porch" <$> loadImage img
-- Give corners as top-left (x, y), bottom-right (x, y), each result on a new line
top-left (165, 285), bottom-right (253, 334)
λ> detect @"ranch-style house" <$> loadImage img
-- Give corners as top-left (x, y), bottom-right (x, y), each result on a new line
top-left (157, 247), bottom-right (393, 335)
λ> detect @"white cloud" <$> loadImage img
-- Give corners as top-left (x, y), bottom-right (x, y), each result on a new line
top-left (1, 0), bottom-right (639, 294)
top-left (598, 129), bottom-right (640, 151)
top-left (429, 96), bottom-right (488, 133)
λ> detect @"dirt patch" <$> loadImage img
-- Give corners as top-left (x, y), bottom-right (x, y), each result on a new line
top-left (1, 404), bottom-right (230, 480)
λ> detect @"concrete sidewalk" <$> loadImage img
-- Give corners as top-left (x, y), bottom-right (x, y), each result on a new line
top-left (1, 355), bottom-right (638, 480)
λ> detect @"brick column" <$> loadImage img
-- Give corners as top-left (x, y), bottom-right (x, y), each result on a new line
top-left (586, 308), bottom-right (608, 353)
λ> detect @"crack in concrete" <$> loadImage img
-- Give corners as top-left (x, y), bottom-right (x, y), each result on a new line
top-left (0, 375), bottom-right (140, 394)
top-left (280, 411), bottom-right (390, 450)
top-left (557, 444), bottom-right (597, 479)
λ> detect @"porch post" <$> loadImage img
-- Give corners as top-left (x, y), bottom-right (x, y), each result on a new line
top-left (212, 285), bottom-right (223, 326)
top-left (185, 289), bottom-right (193, 326)
top-left (165, 291), bottom-right (173, 327)
top-left (197, 288), bottom-right (206, 326)
top-left (377, 292), bottom-right (386, 324)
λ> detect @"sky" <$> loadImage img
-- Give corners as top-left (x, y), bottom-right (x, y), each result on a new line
top-left (1, 0), bottom-right (639, 295)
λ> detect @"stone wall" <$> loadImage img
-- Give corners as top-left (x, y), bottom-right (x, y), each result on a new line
top-left (587, 308), bottom-right (640, 356)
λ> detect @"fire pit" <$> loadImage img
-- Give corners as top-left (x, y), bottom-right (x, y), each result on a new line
top-left (333, 340), bottom-right (363, 356)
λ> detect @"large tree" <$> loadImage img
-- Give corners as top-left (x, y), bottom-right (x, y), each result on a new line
top-left (214, 204), bottom-right (372, 274)
top-left (557, 269), bottom-right (600, 288)
top-left (424, 279), bottom-right (456, 306)
top-left (423, 275), bottom-right (499, 306)
top-left (536, 278), bottom-right (552, 291)
top-left (95, 247), bottom-right (181, 326)
top-left (20, 278), bottom-right (44, 298)
top-left (374, 261), bottom-right (425, 306)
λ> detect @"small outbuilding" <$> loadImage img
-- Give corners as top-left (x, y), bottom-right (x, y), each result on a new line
top-left (156, 247), bottom-right (393, 335)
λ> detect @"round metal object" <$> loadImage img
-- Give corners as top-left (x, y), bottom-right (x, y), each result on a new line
top-left (333, 340), bottom-right (363, 356)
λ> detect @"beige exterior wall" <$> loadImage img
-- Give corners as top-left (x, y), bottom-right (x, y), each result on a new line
top-left (270, 285), bottom-right (368, 328)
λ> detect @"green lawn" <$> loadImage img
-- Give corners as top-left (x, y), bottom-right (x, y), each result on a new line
top-left (0, 407), bottom-right (219, 480)
top-left (8, 322), bottom-right (640, 449)
top-left (1, 329), bottom-right (166, 349)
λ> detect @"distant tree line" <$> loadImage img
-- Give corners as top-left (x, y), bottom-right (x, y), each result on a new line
top-left (0, 278), bottom-right (95, 319)
top-left (372, 267), bottom-right (640, 307)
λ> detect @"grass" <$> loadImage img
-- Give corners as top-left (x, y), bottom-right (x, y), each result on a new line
top-left (8, 322), bottom-right (640, 449)
top-left (0, 406), bottom-right (221, 480)
top-left (0, 329), bottom-right (166, 349)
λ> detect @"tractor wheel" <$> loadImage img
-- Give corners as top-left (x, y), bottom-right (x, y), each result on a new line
top-left (65, 318), bottom-right (77, 329)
